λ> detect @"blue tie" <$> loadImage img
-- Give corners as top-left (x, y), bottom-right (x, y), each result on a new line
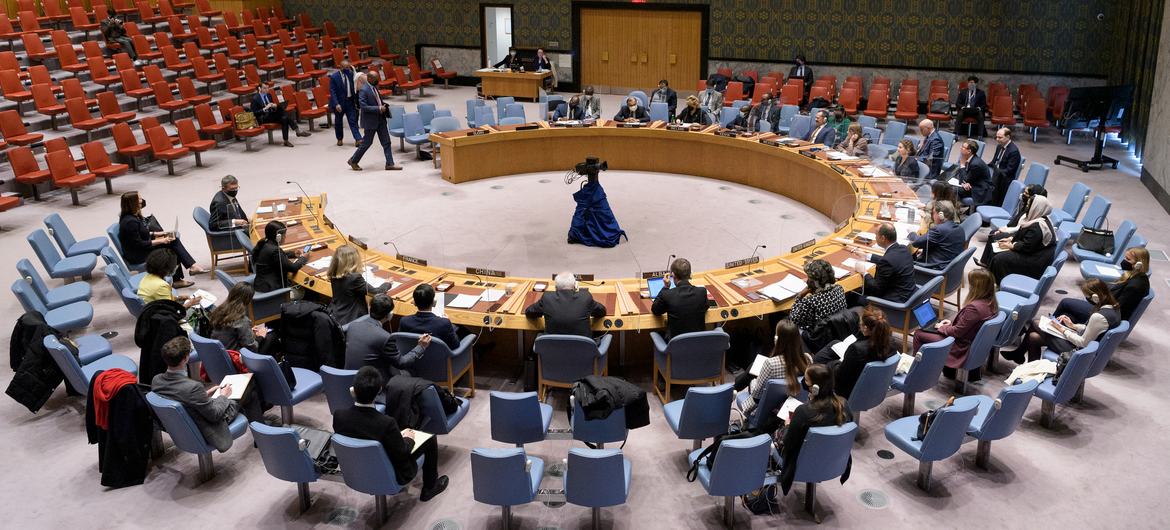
top-left (262, 93), bottom-right (269, 106)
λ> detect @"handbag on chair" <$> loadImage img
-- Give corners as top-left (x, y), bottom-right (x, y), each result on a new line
top-left (233, 111), bottom-right (258, 130)
top-left (1078, 222), bottom-right (1114, 255)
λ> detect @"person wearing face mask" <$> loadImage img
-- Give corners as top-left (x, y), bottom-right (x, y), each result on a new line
top-left (1002, 279), bottom-right (1121, 363)
top-left (674, 95), bottom-right (709, 125)
top-left (550, 95), bottom-right (587, 121)
top-left (579, 86), bottom-right (601, 119)
top-left (980, 195), bottom-right (1056, 283)
top-left (493, 47), bottom-right (522, 69)
top-left (750, 93), bottom-right (779, 132)
top-left (208, 175), bottom-right (248, 231)
top-left (649, 79), bottom-right (678, 119)
top-left (614, 96), bottom-right (650, 123)
top-left (251, 220), bottom-right (308, 293)
top-left (329, 59), bottom-right (363, 147)
top-left (1058, 247), bottom-right (1150, 323)
top-left (118, 191), bottom-right (206, 288)
top-left (954, 75), bottom-right (988, 138)
top-left (729, 103), bottom-right (751, 129)
top-left (698, 78), bottom-right (724, 121)
top-left (788, 54), bottom-right (814, 102)
top-left (827, 107), bottom-right (851, 143)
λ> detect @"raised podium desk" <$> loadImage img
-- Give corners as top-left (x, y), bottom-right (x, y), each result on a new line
top-left (474, 68), bottom-right (553, 100)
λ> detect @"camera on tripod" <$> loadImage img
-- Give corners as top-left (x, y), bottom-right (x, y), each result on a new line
top-left (574, 156), bottom-right (608, 177)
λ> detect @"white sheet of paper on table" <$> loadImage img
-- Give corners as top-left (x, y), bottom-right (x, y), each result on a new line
top-left (447, 294), bottom-right (481, 309)
top-left (481, 289), bottom-right (506, 302)
top-left (307, 256), bottom-right (332, 269)
top-left (777, 274), bottom-right (808, 294)
top-left (832, 266), bottom-right (851, 279)
top-left (757, 282), bottom-right (797, 302)
top-left (842, 258), bottom-right (875, 274)
top-left (255, 206), bottom-right (273, 214)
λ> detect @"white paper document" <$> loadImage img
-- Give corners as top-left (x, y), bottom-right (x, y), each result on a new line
top-left (1089, 263), bottom-right (1122, 280)
top-left (362, 269), bottom-right (386, 288)
top-left (749, 354), bottom-right (769, 376)
top-left (219, 373), bottom-right (253, 400)
top-left (1039, 315), bottom-right (1072, 339)
top-left (896, 352), bottom-right (918, 374)
top-left (307, 256), bottom-right (333, 270)
top-left (255, 206), bottom-right (273, 214)
top-left (447, 294), bottom-right (481, 309)
top-left (432, 295), bottom-right (447, 318)
top-left (481, 289), bottom-right (506, 302)
top-left (777, 274), bottom-right (808, 294)
top-left (191, 289), bottom-right (217, 309)
top-left (948, 177), bottom-right (961, 186)
top-left (832, 266), bottom-right (851, 279)
top-left (841, 257), bottom-right (874, 274)
top-left (757, 282), bottom-right (797, 302)
top-left (830, 334), bottom-right (859, 359)
top-left (776, 397), bottom-right (802, 420)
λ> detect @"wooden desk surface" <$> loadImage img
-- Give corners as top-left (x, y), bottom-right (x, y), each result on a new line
top-left (256, 124), bottom-right (922, 331)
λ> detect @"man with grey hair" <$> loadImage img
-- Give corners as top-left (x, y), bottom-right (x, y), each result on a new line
top-left (908, 200), bottom-right (965, 269)
top-left (348, 69), bottom-right (402, 171)
top-left (524, 271), bottom-right (606, 338)
top-left (208, 174), bottom-right (248, 231)
top-left (917, 118), bottom-right (945, 180)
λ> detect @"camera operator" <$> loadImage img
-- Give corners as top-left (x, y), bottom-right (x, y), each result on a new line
top-left (101, 8), bottom-right (140, 65)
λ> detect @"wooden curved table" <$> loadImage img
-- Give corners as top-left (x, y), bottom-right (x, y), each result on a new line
top-left (252, 121), bottom-right (922, 335)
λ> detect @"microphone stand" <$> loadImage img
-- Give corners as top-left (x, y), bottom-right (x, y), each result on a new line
top-left (286, 180), bottom-right (326, 231)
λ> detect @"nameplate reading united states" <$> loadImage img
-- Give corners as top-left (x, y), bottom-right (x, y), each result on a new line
top-left (791, 239), bottom-right (816, 253)
top-left (397, 254), bottom-right (427, 267)
top-left (725, 256), bottom-right (760, 269)
top-left (467, 267), bottom-right (506, 278)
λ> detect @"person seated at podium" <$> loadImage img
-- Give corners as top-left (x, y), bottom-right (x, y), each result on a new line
top-left (750, 93), bottom-right (780, 132)
top-left (698, 78), bottom-right (724, 121)
top-left (400, 284), bottom-right (461, 350)
top-left (651, 258), bottom-right (709, 340)
top-left (614, 97), bottom-right (650, 123)
top-left (251, 220), bottom-right (307, 293)
top-left (893, 140), bottom-right (919, 178)
top-left (524, 271), bottom-right (606, 338)
top-left (847, 223), bottom-right (916, 307)
top-left (492, 47), bottom-right (521, 69)
top-left (805, 109), bottom-right (837, 146)
top-left (954, 75), bottom-right (987, 137)
top-left (675, 95), bottom-right (710, 125)
top-left (908, 201), bottom-right (965, 269)
top-left (728, 104), bottom-right (751, 129)
top-left (551, 95), bottom-right (587, 121)
top-left (580, 86), bottom-right (602, 119)
top-left (649, 79), bottom-right (678, 119)
top-left (789, 259), bottom-right (847, 334)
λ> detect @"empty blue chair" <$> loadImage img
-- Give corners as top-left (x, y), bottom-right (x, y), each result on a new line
top-left (535, 334), bottom-right (610, 400)
top-left (1046, 322), bottom-right (1129, 404)
top-left (391, 331), bottom-right (476, 396)
top-left (490, 391), bottom-right (552, 447)
top-left (881, 120), bottom-right (907, 146)
top-left (471, 447), bottom-right (544, 529)
top-left (1023, 162), bottom-right (1049, 188)
top-left (775, 104), bottom-right (799, 134)
top-left (1000, 263), bottom-right (1060, 300)
top-left (44, 334), bottom-right (130, 396)
top-left (495, 96), bottom-right (515, 120)
top-left (650, 329), bottom-right (729, 403)
top-left (1061, 195), bottom-right (1110, 241)
top-left (649, 101), bottom-right (668, 122)
top-left (190, 331), bottom-right (237, 385)
top-left (785, 423), bottom-right (859, 517)
top-left (862, 126), bottom-right (881, 144)
top-left (1071, 219), bottom-right (1135, 263)
top-left (250, 422), bottom-right (320, 512)
top-left (332, 433), bottom-right (422, 524)
top-left (473, 104), bottom-right (496, 127)
top-left (101, 246), bottom-right (146, 288)
top-left (959, 211), bottom-right (983, 242)
top-left (44, 213), bottom-right (108, 257)
top-left (858, 115), bottom-right (877, 128)
top-left (884, 397), bottom-right (978, 490)
top-left (433, 109), bottom-right (453, 118)
top-left (12, 280), bottom-right (93, 332)
top-left (1035, 341), bottom-right (1098, 428)
top-left (892, 337), bottom-right (953, 416)
top-left (565, 448), bottom-right (632, 528)
top-left (869, 276), bottom-right (943, 350)
top-left (503, 102), bottom-right (525, 121)
top-left (976, 180), bottom-right (1025, 223)
top-left (962, 379), bottom-right (1038, 468)
top-left (28, 229), bottom-right (96, 280)
top-left (240, 348), bottom-right (323, 425)
top-left (214, 270), bottom-right (289, 324)
top-left (465, 98), bottom-right (485, 127)
top-left (664, 383), bottom-right (733, 450)
top-left (867, 143), bottom-right (893, 161)
top-left (687, 433), bottom-right (772, 526)
top-left (418, 384), bottom-right (468, 435)
top-left (846, 353), bottom-right (899, 426)
top-left (402, 112), bottom-right (430, 158)
top-left (571, 396), bottom-right (627, 448)
top-left (788, 114), bottom-right (812, 140)
top-left (386, 104), bottom-right (406, 149)
top-left (938, 130), bottom-right (956, 162)
top-left (429, 116), bottom-right (462, 168)
top-left (417, 102), bottom-right (436, 131)
top-left (15, 258), bottom-right (90, 309)
top-left (956, 311), bottom-right (1007, 394)
top-left (1051, 182), bottom-right (1091, 225)
top-left (498, 116), bottom-right (524, 125)
top-left (146, 391), bottom-right (248, 481)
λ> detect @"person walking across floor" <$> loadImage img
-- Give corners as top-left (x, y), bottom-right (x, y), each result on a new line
top-left (329, 60), bottom-right (363, 147)
top-left (348, 72), bottom-right (402, 171)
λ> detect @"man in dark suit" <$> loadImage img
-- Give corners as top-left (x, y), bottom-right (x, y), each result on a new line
top-left (614, 97), bottom-right (650, 123)
top-left (954, 75), bottom-right (988, 137)
top-left (649, 79), bottom-right (678, 119)
top-left (788, 54), bottom-right (813, 102)
top-left (524, 272), bottom-right (606, 337)
top-left (492, 48), bottom-right (521, 69)
top-left (917, 119), bottom-right (945, 180)
top-left (347, 71), bottom-right (402, 171)
top-left (806, 109), bottom-right (837, 145)
top-left (848, 223), bottom-right (916, 306)
top-left (250, 82), bottom-right (309, 147)
top-left (908, 201), bottom-right (967, 269)
top-left (333, 367), bottom-right (449, 502)
top-left (749, 92), bottom-right (780, 132)
top-left (651, 258), bottom-right (709, 339)
top-left (328, 60), bottom-right (362, 147)
top-left (150, 337), bottom-right (259, 452)
top-left (208, 174), bottom-right (248, 231)
top-left (550, 95), bottom-right (587, 121)
top-left (344, 294), bottom-right (429, 378)
top-left (953, 139), bottom-right (993, 207)
top-left (988, 127), bottom-right (1022, 205)
top-left (399, 284), bottom-right (461, 350)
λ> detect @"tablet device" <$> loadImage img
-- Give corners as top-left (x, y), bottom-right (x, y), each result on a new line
top-left (913, 299), bottom-right (937, 328)
top-left (647, 277), bottom-right (665, 299)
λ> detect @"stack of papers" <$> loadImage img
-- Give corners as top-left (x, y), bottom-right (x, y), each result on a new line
top-left (447, 293), bottom-right (481, 309)
top-left (191, 289), bottom-right (217, 309)
top-left (842, 257), bottom-right (874, 274)
top-left (749, 354), bottom-right (769, 376)
top-left (832, 265), bottom-right (851, 279)
top-left (481, 289), bottom-right (506, 302)
top-left (307, 256), bottom-right (332, 270)
top-left (829, 334), bottom-right (858, 359)
top-left (255, 206), bottom-right (274, 214)
top-left (756, 275), bottom-right (807, 302)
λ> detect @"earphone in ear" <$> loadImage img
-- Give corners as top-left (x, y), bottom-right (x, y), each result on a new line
top-left (1134, 261), bottom-right (1144, 272)
top-left (1090, 293), bottom-right (1100, 304)
top-left (809, 384), bottom-right (821, 397)
top-left (349, 387), bottom-right (356, 398)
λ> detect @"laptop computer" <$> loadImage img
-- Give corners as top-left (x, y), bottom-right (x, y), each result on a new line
top-left (647, 277), bottom-right (666, 299)
top-left (912, 299), bottom-right (938, 330)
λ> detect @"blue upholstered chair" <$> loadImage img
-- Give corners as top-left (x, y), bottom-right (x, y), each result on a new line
top-left (785, 423), bottom-right (858, 517)
top-left (498, 116), bottom-right (524, 125)
top-left (250, 422), bottom-right (320, 512)
top-left (402, 112), bottom-right (430, 159)
top-left (881, 120), bottom-right (907, 146)
top-left (503, 102), bottom-right (525, 121)
top-left (28, 229), bottom-right (96, 280)
top-left (1078, 235), bottom-right (1146, 281)
top-left (892, 337), bottom-right (953, 416)
top-left (146, 391), bottom-right (248, 481)
top-left (959, 212), bottom-right (983, 243)
top-left (319, 365), bottom-right (365, 414)
top-left (992, 295), bottom-right (1041, 375)
top-left (15, 258), bottom-right (90, 309)
top-left (955, 311), bottom-right (1006, 394)
top-left (1000, 262), bottom-right (1061, 301)
top-left (861, 125), bottom-right (881, 144)
top-left (687, 433), bottom-right (772, 526)
top-left (1050, 182), bottom-right (1091, 225)
top-left (869, 276), bottom-right (943, 350)
top-left (192, 206), bottom-right (248, 273)
top-left (1071, 219), bottom-right (1135, 263)
top-left (1126, 289), bottom-right (1155, 331)
top-left (571, 396), bottom-right (627, 448)
top-left (44, 335), bottom-right (131, 397)
top-left (489, 391), bottom-right (552, 447)
top-left (101, 246), bottom-right (146, 288)
top-left (1023, 162), bottom-right (1050, 188)
top-left (962, 379), bottom-right (1039, 468)
top-left (495, 96), bottom-right (515, 120)
top-left (1034, 341), bottom-right (1098, 428)
top-left (465, 98), bottom-right (485, 127)
top-left (649, 102), bottom-right (668, 122)
top-left (470, 447), bottom-right (544, 529)
top-left (534, 334), bottom-right (611, 401)
top-left (473, 104), bottom-right (496, 127)
top-left (976, 180), bottom-right (1025, 224)
top-left (626, 90), bottom-right (647, 108)
top-left (650, 329), bottom-right (729, 403)
top-left (419, 385), bottom-right (469, 435)
top-left (190, 331), bottom-right (237, 385)
top-left (43, 213), bottom-right (108, 257)
top-left (664, 383), bottom-right (733, 450)
top-left (847, 353), bottom-right (899, 426)
top-left (775, 104), bottom-right (799, 134)
top-left (883, 397), bottom-right (978, 491)
top-left (386, 104), bottom-right (406, 149)
top-left (736, 378), bottom-right (791, 430)
top-left (1044, 322), bottom-right (1129, 404)
top-left (788, 114), bottom-right (812, 140)
top-left (12, 280), bottom-right (93, 332)
top-left (117, 286), bottom-right (146, 318)
top-left (214, 269), bottom-right (289, 324)
top-left (331, 433), bottom-right (422, 524)
top-left (391, 331), bottom-right (476, 396)
top-left (417, 102), bottom-right (436, 131)
top-left (719, 109), bottom-right (738, 128)
top-left (240, 348), bottom-right (323, 425)
top-left (914, 247), bottom-right (977, 316)
top-left (858, 115), bottom-right (877, 129)
top-left (565, 448), bottom-right (632, 528)
top-left (1060, 195), bottom-right (1110, 242)
top-left (429, 115), bottom-right (462, 168)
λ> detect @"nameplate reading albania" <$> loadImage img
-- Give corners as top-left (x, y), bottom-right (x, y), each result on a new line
top-left (466, 267), bottom-right (507, 278)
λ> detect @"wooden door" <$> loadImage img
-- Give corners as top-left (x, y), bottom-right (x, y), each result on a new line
top-left (580, 8), bottom-right (701, 93)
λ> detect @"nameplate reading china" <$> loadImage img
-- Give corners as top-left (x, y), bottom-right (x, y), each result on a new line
top-left (724, 256), bottom-right (761, 269)
top-left (791, 239), bottom-right (816, 253)
top-left (641, 270), bottom-right (670, 279)
top-left (397, 254), bottom-right (427, 267)
top-left (466, 267), bottom-right (506, 278)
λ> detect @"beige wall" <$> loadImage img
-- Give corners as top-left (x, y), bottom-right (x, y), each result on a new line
top-left (1142, 4), bottom-right (1170, 203)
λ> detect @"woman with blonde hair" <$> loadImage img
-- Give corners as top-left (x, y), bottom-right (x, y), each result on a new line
top-left (327, 245), bottom-right (390, 325)
top-left (1003, 278), bottom-right (1121, 363)
top-left (834, 122), bottom-right (869, 157)
top-left (1057, 247), bottom-right (1150, 322)
top-left (913, 268), bottom-right (999, 381)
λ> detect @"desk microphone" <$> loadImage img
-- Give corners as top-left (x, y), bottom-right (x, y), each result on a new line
top-left (382, 241), bottom-right (405, 269)
top-left (745, 244), bottom-right (767, 274)
top-left (286, 180), bottom-right (325, 228)
top-left (664, 253), bottom-right (677, 284)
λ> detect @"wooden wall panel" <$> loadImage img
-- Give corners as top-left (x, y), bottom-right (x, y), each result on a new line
top-left (580, 7), bottom-right (700, 92)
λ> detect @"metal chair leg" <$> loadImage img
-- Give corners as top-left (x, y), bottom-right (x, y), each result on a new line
top-left (591, 507), bottom-right (601, 530)
top-left (692, 439), bottom-right (702, 451)
top-left (975, 440), bottom-right (991, 469)
top-left (166, 160), bottom-right (175, 175)
top-left (804, 482), bottom-right (817, 515)
top-left (1040, 400), bottom-right (1055, 428)
top-left (916, 461), bottom-right (933, 491)
top-left (901, 392), bottom-right (916, 417)
top-left (1072, 382), bottom-right (1085, 404)
top-left (281, 404), bottom-right (294, 425)
top-left (297, 482), bottom-right (311, 512)
top-left (374, 494), bottom-right (388, 524)
top-left (722, 496), bottom-right (734, 527)
top-left (501, 505), bottom-right (512, 529)
top-left (194, 151), bottom-right (203, 167)
top-left (197, 452), bottom-right (215, 482)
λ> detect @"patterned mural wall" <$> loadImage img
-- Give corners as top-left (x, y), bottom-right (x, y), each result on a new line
top-left (284, 0), bottom-right (1122, 77)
